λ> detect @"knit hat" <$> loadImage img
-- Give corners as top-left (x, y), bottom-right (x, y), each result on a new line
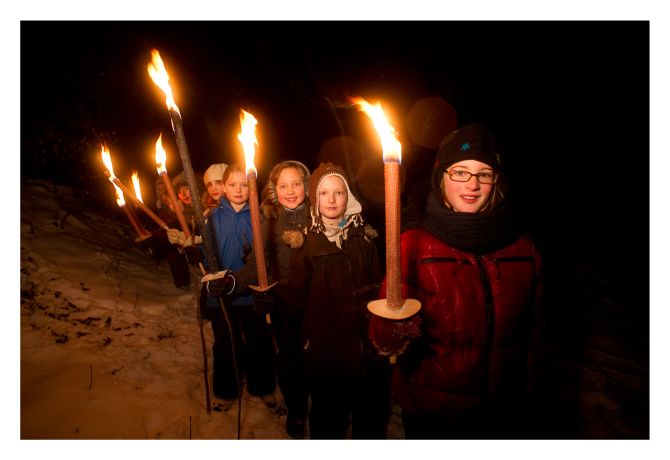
top-left (308, 162), bottom-right (363, 233)
top-left (432, 123), bottom-right (502, 191)
top-left (172, 171), bottom-right (188, 191)
top-left (203, 163), bottom-right (228, 186)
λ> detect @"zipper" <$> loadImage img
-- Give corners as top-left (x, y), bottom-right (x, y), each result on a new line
top-left (475, 255), bottom-right (494, 401)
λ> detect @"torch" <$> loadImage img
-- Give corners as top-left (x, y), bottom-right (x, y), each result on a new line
top-left (101, 145), bottom-right (169, 231)
top-left (147, 49), bottom-right (217, 272)
top-left (353, 98), bottom-right (421, 320)
top-left (154, 133), bottom-right (192, 239)
top-left (237, 109), bottom-right (276, 294)
top-left (129, 171), bottom-right (152, 240)
top-left (109, 171), bottom-right (150, 242)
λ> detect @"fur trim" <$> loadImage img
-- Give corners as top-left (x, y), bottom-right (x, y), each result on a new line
top-left (364, 224), bottom-right (378, 240)
top-left (282, 230), bottom-right (304, 249)
top-left (261, 202), bottom-right (278, 220)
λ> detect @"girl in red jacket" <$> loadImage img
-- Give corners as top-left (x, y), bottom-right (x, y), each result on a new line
top-left (370, 123), bottom-right (544, 439)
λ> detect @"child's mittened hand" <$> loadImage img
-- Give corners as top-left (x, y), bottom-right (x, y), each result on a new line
top-left (166, 228), bottom-right (186, 245)
top-left (368, 315), bottom-right (421, 356)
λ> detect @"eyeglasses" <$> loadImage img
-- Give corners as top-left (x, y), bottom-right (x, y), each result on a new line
top-left (445, 169), bottom-right (497, 184)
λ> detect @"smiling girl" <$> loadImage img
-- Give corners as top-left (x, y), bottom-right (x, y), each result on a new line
top-left (369, 124), bottom-right (544, 439)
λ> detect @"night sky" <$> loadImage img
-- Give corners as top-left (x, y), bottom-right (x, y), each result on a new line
top-left (21, 20), bottom-right (650, 278)
top-left (20, 20), bottom-right (652, 437)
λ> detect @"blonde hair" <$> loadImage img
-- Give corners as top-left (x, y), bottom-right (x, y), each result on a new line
top-left (262, 160), bottom-right (310, 207)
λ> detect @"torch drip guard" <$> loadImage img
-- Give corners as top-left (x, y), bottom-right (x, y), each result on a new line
top-left (367, 298), bottom-right (421, 320)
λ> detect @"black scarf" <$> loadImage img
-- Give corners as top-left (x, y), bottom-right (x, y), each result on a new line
top-left (420, 191), bottom-right (521, 255)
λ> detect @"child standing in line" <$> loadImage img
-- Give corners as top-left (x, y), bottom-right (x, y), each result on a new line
top-left (198, 163), bottom-right (277, 410)
top-left (220, 160), bottom-right (312, 437)
top-left (288, 162), bottom-right (391, 439)
top-left (201, 163), bottom-right (227, 217)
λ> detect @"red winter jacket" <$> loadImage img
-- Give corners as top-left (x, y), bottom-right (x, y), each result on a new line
top-left (369, 227), bottom-right (543, 417)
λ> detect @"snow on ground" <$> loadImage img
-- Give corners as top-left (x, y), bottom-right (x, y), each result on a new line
top-left (18, 178), bottom-right (405, 444)
top-left (19, 178), bottom-right (289, 439)
top-left (15, 178), bottom-right (663, 459)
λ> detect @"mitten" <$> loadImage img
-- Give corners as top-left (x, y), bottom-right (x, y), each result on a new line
top-left (355, 283), bottom-right (381, 302)
top-left (167, 228), bottom-right (202, 248)
top-left (166, 228), bottom-right (186, 246)
top-left (181, 234), bottom-right (203, 248)
top-left (205, 272), bottom-right (236, 297)
top-left (368, 315), bottom-right (422, 356)
top-left (253, 291), bottom-right (276, 316)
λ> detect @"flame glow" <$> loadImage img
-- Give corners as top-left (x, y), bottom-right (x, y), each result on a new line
top-left (100, 145), bottom-right (125, 206)
top-left (352, 97), bottom-right (402, 163)
top-left (237, 109), bottom-right (259, 176)
top-left (155, 133), bottom-right (167, 175)
top-left (131, 171), bottom-right (143, 203)
top-left (147, 49), bottom-right (181, 116)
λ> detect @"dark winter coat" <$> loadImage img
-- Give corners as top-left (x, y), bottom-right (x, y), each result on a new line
top-left (370, 227), bottom-right (543, 417)
top-left (232, 201), bottom-right (310, 291)
top-left (289, 224), bottom-right (383, 379)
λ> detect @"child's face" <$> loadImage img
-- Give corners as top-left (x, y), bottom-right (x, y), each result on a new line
top-left (177, 186), bottom-right (192, 205)
top-left (224, 171), bottom-right (249, 208)
top-left (275, 167), bottom-right (306, 210)
top-left (156, 183), bottom-right (172, 207)
top-left (442, 159), bottom-right (494, 213)
top-left (318, 175), bottom-right (348, 223)
top-left (206, 179), bottom-right (224, 201)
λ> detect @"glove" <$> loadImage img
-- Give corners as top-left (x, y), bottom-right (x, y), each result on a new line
top-left (368, 315), bottom-right (421, 357)
top-left (205, 272), bottom-right (236, 297)
top-left (166, 228), bottom-right (202, 247)
top-left (166, 228), bottom-right (186, 245)
top-left (183, 245), bottom-right (204, 266)
top-left (253, 291), bottom-right (276, 316)
top-left (355, 283), bottom-right (381, 302)
top-left (182, 234), bottom-right (202, 248)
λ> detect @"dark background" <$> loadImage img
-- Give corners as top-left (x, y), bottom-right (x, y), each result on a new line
top-left (20, 21), bottom-right (650, 438)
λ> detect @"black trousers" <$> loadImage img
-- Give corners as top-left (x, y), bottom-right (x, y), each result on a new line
top-left (271, 309), bottom-right (308, 420)
top-left (205, 296), bottom-right (276, 400)
top-left (307, 365), bottom-right (391, 439)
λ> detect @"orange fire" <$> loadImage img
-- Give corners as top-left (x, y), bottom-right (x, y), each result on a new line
top-left (352, 97), bottom-right (401, 163)
top-left (237, 109), bottom-right (259, 176)
top-left (147, 49), bottom-right (181, 116)
top-left (154, 133), bottom-right (167, 175)
top-left (100, 145), bottom-right (125, 205)
top-left (131, 171), bottom-right (143, 203)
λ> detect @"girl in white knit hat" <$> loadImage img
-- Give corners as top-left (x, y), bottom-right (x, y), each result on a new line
top-left (201, 163), bottom-right (228, 217)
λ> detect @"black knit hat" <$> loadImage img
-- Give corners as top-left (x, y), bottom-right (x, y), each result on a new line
top-left (432, 123), bottom-right (502, 191)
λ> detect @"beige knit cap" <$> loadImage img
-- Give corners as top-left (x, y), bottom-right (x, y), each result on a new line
top-left (203, 163), bottom-right (228, 186)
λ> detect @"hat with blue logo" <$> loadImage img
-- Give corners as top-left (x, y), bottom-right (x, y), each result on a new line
top-left (432, 123), bottom-right (502, 190)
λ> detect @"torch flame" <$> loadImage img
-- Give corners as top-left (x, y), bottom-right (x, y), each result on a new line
top-left (147, 49), bottom-right (181, 116)
top-left (155, 133), bottom-right (167, 175)
top-left (101, 145), bottom-right (117, 180)
top-left (352, 97), bottom-right (402, 163)
top-left (100, 145), bottom-right (125, 206)
top-left (115, 189), bottom-right (126, 207)
top-left (131, 171), bottom-right (143, 203)
top-left (237, 109), bottom-right (259, 176)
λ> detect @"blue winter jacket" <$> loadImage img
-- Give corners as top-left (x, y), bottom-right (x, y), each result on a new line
top-left (206, 198), bottom-right (254, 307)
